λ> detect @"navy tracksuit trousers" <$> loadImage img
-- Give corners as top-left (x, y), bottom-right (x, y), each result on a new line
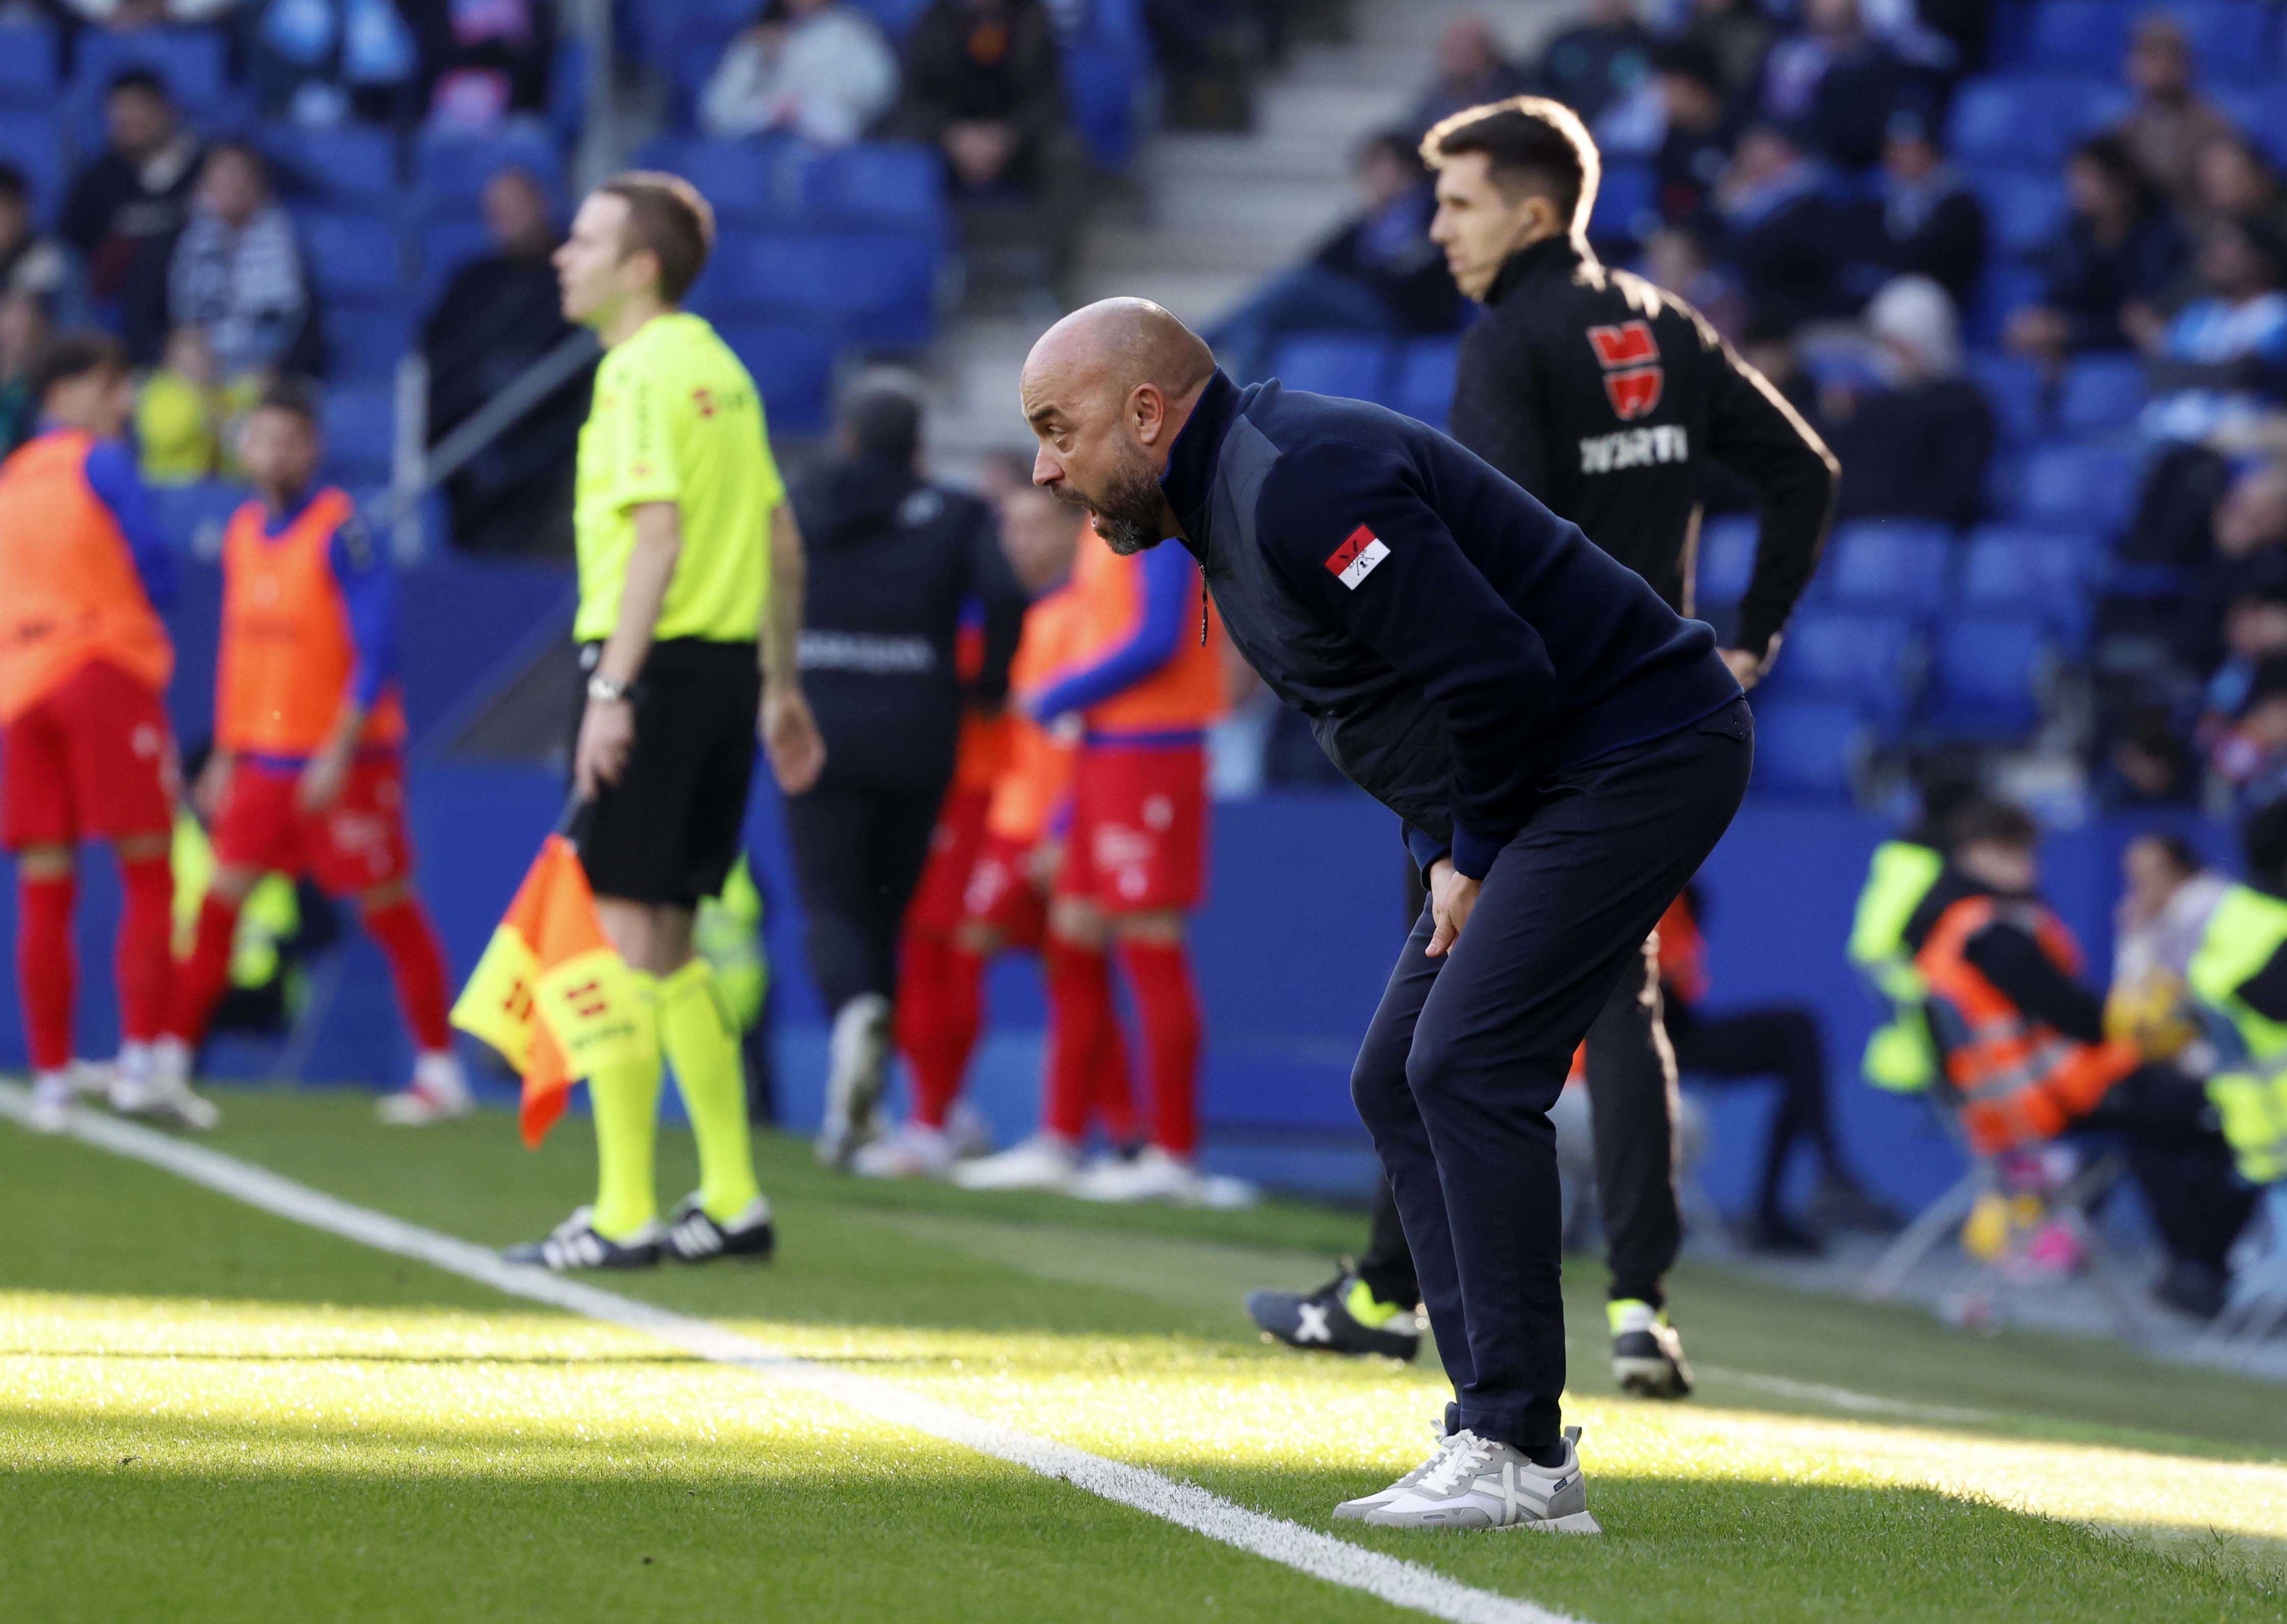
top-left (1350, 700), bottom-right (1752, 1450)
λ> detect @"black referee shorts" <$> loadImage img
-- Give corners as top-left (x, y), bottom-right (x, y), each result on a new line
top-left (573, 639), bottom-right (761, 908)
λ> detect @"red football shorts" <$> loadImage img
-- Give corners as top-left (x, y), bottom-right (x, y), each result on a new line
top-left (962, 830), bottom-right (1049, 948)
top-left (906, 786), bottom-right (992, 937)
top-left (211, 752), bottom-right (414, 897)
top-left (1055, 740), bottom-right (1207, 914)
top-left (1, 659), bottom-right (177, 850)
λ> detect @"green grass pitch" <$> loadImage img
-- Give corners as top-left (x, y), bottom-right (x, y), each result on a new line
top-left (4, 1088), bottom-right (2284, 1622)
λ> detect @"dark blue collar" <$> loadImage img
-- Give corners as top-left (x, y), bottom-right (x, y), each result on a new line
top-left (1161, 368), bottom-right (1241, 555)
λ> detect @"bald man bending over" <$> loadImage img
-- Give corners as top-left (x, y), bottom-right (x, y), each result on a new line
top-left (1021, 299), bottom-right (1750, 1532)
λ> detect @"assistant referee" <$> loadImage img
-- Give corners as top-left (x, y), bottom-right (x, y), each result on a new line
top-left (509, 171), bottom-right (825, 1272)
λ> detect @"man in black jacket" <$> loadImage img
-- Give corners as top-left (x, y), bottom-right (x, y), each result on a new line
top-left (785, 383), bottom-right (1027, 1167)
top-left (1252, 96), bottom-right (1834, 1393)
top-left (1020, 296), bottom-right (1751, 1531)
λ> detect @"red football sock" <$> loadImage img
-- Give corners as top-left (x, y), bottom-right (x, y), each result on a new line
top-left (363, 897), bottom-right (453, 1053)
top-left (168, 892), bottom-right (240, 1048)
top-left (1041, 936), bottom-right (1116, 1142)
top-left (1087, 1001), bottom-right (1138, 1144)
top-left (896, 929), bottom-right (982, 1131)
top-left (114, 854), bottom-right (174, 1045)
top-left (17, 872), bottom-right (75, 1073)
top-left (1117, 937), bottom-right (1201, 1159)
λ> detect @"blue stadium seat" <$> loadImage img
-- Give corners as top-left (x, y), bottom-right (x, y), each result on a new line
top-left (1265, 335), bottom-right (1392, 402)
top-left (1387, 337), bottom-right (1459, 427)
top-left (0, 110), bottom-right (64, 224)
top-left (716, 321), bottom-right (836, 437)
top-left (2047, 75), bottom-right (2132, 146)
top-left (638, 135), bottom-right (795, 225)
top-left (1750, 700), bottom-right (1865, 801)
top-left (1968, 352), bottom-right (2048, 446)
top-left (1968, 262), bottom-right (2045, 347)
top-left (415, 128), bottom-right (563, 215)
top-left (0, 22), bottom-right (58, 104)
top-left (708, 231), bottom-right (941, 348)
top-left (325, 307), bottom-right (413, 383)
top-left (1818, 520), bottom-right (1955, 612)
top-left (1960, 524), bottom-right (2101, 643)
top-left (321, 387), bottom-right (397, 484)
top-left (1966, 168), bottom-right (2068, 260)
top-left (296, 212), bottom-right (405, 304)
top-left (2163, 1), bottom-right (2273, 85)
top-left (2055, 352), bottom-right (2148, 434)
top-left (2015, 442), bottom-right (2143, 531)
top-left (851, 0), bottom-right (933, 36)
top-left (1927, 615), bottom-right (2051, 738)
top-left (800, 142), bottom-right (947, 236)
top-left (1762, 609), bottom-right (1923, 729)
top-left (2018, 0), bottom-right (2132, 76)
top-left (74, 27), bottom-right (229, 109)
top-left (418, 218), bottom-right (494, 306)
top-left (258, 124), bottom-right (399, 210)
top-left (1947, 79), bottom-right (2066, 167)
top-left (1696, 515), bottom-right (1757, 606)
top-left (1589, 162), bottom-right (1656, 242)
top-left (1064, 45), bottom-right (1142, 171)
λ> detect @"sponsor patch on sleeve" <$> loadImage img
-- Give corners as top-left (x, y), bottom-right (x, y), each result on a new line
top-left (1324, 525), bottom-right (1390, 590)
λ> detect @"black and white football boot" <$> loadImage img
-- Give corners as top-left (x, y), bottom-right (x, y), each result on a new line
top-left (1609, 1299), bottom-right (1694, 1399)
top-left (1247, 1269), bottom-right (1421, 1361)
top-left (664, 1194), bottom-right (776, 1263)
top-left (504, 1206), bottom-right (665, 1271)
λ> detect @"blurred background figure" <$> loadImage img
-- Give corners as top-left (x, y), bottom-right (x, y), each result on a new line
top-left (132, 141), bottom-right (320, 382)
top-left (60, 70), bottom-right (204, 306)
top-left (700, 0), bottom-right (900, 145)
top-left (1817, 275), bottom-right (1993, 529)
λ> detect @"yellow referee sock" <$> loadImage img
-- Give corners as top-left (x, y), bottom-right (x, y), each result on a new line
top-left (588, 972), bottom-right (663, 1240)
top-left (657, 959), bottom-right (763, 1221)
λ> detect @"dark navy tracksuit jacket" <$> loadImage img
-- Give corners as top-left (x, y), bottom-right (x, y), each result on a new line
top-left (1160, 369), bottom-right (1752, 1446)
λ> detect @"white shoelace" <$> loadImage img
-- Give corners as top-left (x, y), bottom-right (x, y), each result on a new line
top-left (1416, 1431), bottom-right (1494, 1496)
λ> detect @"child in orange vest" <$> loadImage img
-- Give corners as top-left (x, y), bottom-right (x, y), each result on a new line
top-left (161, 380), bottom-right (468, 1123)
top-left (0, 334), bottom-right (193, 1130)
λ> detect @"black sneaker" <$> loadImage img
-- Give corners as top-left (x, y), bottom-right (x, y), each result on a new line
top-left (1808, 1175), bottom-right (1905, 1234)
top-left (504, 1206), bottom-right (664, 1271)
top-left (2151, 1258), bottom-right (2228, 1322)
top-left (1246, 1270), bottom-right (1421, 1360)
top-left (1739, 1209), bottom-right (1825, 1257)
top-left (1610, 1299), bottom-right (1694, 1399)
top-left (665, 1194), bottom-right (776, 1263)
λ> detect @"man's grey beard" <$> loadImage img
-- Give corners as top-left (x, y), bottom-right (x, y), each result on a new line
top-left (1088, 458), bottom-right (1165, 555)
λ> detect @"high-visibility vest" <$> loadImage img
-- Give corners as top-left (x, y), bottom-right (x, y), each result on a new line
top-left (2186, 881), bottom-right (2287, 1183)
top-left (1914, 893), bottom-right (2137, 1154)
top-left (990, 580), bottom-right (1086, 845)
top-left (218, 490), bottom-right (406, 756)
top-left (1848, 839), bottom-right (1944, 1093)
top-left (0, 428), bottom-right (173, 722)
top-left (1064, 525), bottom-right (1226, 734)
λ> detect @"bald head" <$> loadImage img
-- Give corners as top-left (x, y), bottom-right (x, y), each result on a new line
top-left (1019, 298), bottom-right (1219, 556)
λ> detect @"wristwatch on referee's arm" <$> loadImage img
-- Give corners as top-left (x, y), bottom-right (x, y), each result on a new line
top-left (587, 671), bottom-right (634, 705)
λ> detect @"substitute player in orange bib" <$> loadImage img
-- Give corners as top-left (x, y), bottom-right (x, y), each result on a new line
top-left (161, 382), bottom-right (470, 1123)
top-left (1, 334), bottom-right (194, 1131)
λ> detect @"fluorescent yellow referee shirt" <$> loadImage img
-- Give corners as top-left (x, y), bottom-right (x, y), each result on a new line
top-left (573, 312), bottom-right (784, 644)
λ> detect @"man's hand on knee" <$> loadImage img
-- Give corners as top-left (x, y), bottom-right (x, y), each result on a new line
top-left (1426, 859), bottom-right (1479, 959)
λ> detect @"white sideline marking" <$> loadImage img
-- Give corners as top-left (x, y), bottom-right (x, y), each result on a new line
top-left (0, 1085), bottom-right (1580, 1624)
top-left (1697, 1365), bottom-right (1997, 1426)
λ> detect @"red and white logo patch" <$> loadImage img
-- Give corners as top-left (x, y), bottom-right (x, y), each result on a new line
top-left (1587, 319), bottom-right (1665, 422)
top-left (1324, 524), bottom-right (1390, 590)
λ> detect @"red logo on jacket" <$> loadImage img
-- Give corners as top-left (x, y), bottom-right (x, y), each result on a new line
top-left (1587, 319), bottom-right (1664, 422)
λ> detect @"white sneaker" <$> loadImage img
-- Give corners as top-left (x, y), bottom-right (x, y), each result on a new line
top-left (945, 1098), bottom-right (996, 1160)
top-left (1333, 1428), bottom-right (1459, 1521)
top-left (816, 993), bottom-right (892, 1169)
top-left (851, 1122), bottom-right (957, 1179)
top-left (72, 1057), bottom-right (118, 1098)
top-left (951, 1134), bottom-right (1080, 1192)
top-left (27, 1071), bottom-right (75, 1133)
top-left (378, 1051), bottom-right (476, 1125)
top-left (1363, 1427), bottom-right (1601, 1533)
top-left (109, 1038), bottom-right (219, 1131)
top-left (1071, 1147), bottom-right (1259, 1208)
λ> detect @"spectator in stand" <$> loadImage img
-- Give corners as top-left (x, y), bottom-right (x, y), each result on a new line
top-left (2134, 214), bottom-right (2287, 449)
top-left (59, 70), bottom-right (205, 304)
top-left (1649, 40), bottom-right (1736, 231)
top-left (132, 142), bottom-right (320, 381)
top-left (2177, 458), bottom-right (2287, 674)
top-left (2203, 586), bottom-right (2287, 728)
top-left (894, 0), bottom-right (1066, 198)
top-left (1713, 122), bottom-right (1853, 331)
top-left (412, 0), bottom-right (560, 131)
top-left (1816, 275), bottom-right (1992, 528)
top-left (1870, 107), bottom-right (1983, 307)
top-left (135, 325), bottom-right (229, 485)
top-left (2006, 134), bottom-right (2186, 363)
top-left (0, 167), bottom-right (72, 314)
top-left (1758, 0), bottom-right (1916, 173)
top-left (2112, 10), bottom-right (2239, 210)
top-left (423, 166), bottom-right (585, 554)
top-left (248, 0), bottom-right (424, 126)
top-left (1404, 15), bottom-right (1528, 140)
top-left (0, 288), bottom-right (46, 456)
top-left (2217, 656), bottom-right (2287, 820)
top-left (701, 0), bottom-right (899, 145)
top-left (2189, 132), bottom-right (2287, 244)
top-left (1535, 0), bottom-right (1655, 129)
top-left (1644, 222), bottom-right (1745, 338)
top-left (1680, 0), bottom-right (1775, 110)
top-left (1205, 130), bottom-right (1462, 386)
